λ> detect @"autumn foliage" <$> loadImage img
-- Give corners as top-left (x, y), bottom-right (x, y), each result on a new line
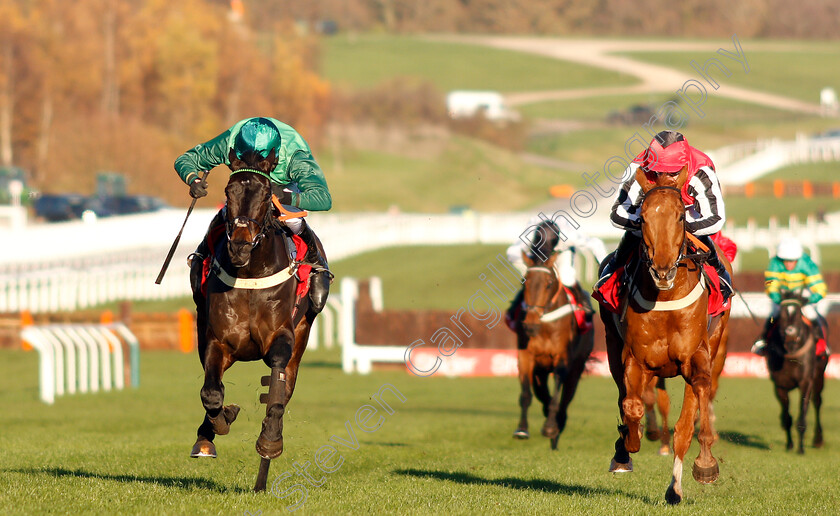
top-left (0, 0), bottom-right (330, 204)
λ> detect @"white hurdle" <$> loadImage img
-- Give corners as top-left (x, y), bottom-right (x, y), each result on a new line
top-left (339, 277), bottom-right (406, 374)
top-left (21, 323), bottom-right (140, 404)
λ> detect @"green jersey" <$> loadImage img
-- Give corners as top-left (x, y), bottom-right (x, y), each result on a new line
top-left (174, 117), bottom-right (331, 211)
top-left (764, 254), bottom-right (827, 304)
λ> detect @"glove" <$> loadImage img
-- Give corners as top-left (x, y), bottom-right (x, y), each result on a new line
top-left (189, 177), bottom-right (208, 199)
top-left (270, 182), bottom-right (293, 205)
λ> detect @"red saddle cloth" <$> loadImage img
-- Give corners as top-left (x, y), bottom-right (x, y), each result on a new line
top-left (200, 227), bottom-right (311, 297)
top-left (593, 264), bottom-right (728, 316)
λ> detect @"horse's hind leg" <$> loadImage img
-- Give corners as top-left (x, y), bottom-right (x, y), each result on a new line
top-left (191, 342), bottom-right (240, 458)
top-left (256, 329), bottom-right (294, 460)
top-left (795, 381), bottom-right (813, 455)
top-left (642, 378), bottom-right (660, 442)
top-left (656, 378), bottom-right (671, 455)
top-left (541, 366), bottom-right (568, 445)
top-left (514, 350), bottom-right (534, 439)
top-left (667, 383), bottom-right (697, 505)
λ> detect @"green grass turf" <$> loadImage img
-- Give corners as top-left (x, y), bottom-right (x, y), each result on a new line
top-left (2, 348), bottom-right (840, 514)
top-left (761, 162), bottom-right (840, 183)
top-left (321, 134), bottom-right (579, 213)
top-left (616, 45), bottom-right (840, 104)
top-left (321, 34), bottom-right (637, 92)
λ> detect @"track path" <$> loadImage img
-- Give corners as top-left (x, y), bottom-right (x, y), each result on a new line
top-left (434, 36), bottom-right (823, 115)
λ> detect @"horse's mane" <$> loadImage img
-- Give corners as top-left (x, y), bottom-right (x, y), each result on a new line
top-left (530, 220), bottom-right (560, 265)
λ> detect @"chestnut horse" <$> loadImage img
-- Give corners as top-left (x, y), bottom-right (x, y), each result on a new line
top-left (765, 290), bottom-right (828, 453)
top-left (513, 222), bottom-right (594, 449)
top-left (189, 169), bottom-right (321, 492)
top-left (599, 180), bottom-right (731, 505)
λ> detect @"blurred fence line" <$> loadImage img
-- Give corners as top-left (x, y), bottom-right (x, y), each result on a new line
top-left (1, 209), bottom-right (840, 313)
top-left (710, 133), bottom-right (840, 186)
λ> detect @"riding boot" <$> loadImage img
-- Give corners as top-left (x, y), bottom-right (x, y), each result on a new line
top-left (569, 282), bottom-right (595, 333)
top-left (593, 231), bottom-right (641, 291)
top-left (698, 234), bottom-right (733, 301)
top-left (505, 289), bottom-right (525, 332)
top-left (751, 316), bottom-right (774, 356)
top-left (811, 315), bottom-right (831, 355)
top-left (297, 222), bottom-right (332, 314)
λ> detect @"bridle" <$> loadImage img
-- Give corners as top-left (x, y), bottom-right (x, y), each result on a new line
top-left (639, 186), bottom-right (709, 283)
top-left (777, 297), bottom-right (815, 360)
top-left (225, 170), bottom-right (274, 252)
top-left (522, 266), bottom-right (559, 312)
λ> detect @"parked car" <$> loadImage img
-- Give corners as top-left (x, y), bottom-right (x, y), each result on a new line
top-left (33, 193), bottom-right (169, 222)
top-left (32, 194), bottom-right (89, 222)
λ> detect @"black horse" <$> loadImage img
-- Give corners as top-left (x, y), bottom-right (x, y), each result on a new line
top-left (765, 290), bottom-right (828, 454)
top-left (189, 163), bottom-right (323, 491)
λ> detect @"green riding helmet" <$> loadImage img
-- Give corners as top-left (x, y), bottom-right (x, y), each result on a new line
top-left (233, 117), bottom-right (282, 160)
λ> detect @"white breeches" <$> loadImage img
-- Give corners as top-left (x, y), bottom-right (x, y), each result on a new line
top-left (506, 245), bottom-right (578, 287)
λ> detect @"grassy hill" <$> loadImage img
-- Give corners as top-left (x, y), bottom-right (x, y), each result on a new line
top-left (321, 34), bottom-right (637, 92)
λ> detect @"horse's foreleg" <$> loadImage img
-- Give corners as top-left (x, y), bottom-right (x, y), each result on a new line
top-left (689, 348), bottom-right (718, 485)
top-left (775, 385), bottom-right (794, 450)
top-left (541, 365), bottom-right (568, 444)
top-left (621, 359), bottom-right (650, 454)
top-left (813, 359), bottom-right (826, 448)
top-left (796, 380), bottom-right (814, 455)
top-left (666, 382), bottom-right (698, 505)
top-left (256, 329), bottom-right (294, 460)
top-left (514, 351), bottom-right (534, 439)
top-left (191, 343), bottom-right (238, 458)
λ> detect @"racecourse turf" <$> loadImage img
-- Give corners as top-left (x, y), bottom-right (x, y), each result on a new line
top-left (2, 347), bottom-right (840, 515)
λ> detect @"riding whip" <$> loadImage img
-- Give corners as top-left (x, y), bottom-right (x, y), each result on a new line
top-left (734, 288), bottom-right (762, 327)
top-left (155, 170), bottom-right (210, 285)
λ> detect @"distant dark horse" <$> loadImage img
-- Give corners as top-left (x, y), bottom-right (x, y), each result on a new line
top-left (513, 221), bottom-right (594, 449)
top-left (189, 167), bottom-right (322, 491)
top-left (765, 290), bottom-right (828, 453)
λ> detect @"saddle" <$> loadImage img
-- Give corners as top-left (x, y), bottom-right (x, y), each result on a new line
top-left (593, 241), bottom-right (728, 317)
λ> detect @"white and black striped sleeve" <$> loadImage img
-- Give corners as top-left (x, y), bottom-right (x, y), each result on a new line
top-left (685, 166), bottom-right (726, 236)
top-left (610, 164), bottom-right (644, 231)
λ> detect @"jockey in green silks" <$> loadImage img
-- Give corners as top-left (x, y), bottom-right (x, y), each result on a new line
top-left (751, 237), bottom-right (830, 356)
top-left (175, 116), bottom-right (332, 313)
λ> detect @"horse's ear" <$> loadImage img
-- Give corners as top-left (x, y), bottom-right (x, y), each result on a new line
top-left (522, 251), bottom-right (534, 268)
top-left (635, 166), bottom-right (654, 194)
top-left (257, 148), bottom-right (279, 174)
top-left (674, 165), bottom-right (689, 190)
top-left (228, 148), bottom-right (246, 172)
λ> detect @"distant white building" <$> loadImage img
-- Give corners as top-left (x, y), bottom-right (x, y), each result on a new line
top-left (820, 87), bottom-right (838, 117)
top-left (446, 90), bottom-right (519, 121)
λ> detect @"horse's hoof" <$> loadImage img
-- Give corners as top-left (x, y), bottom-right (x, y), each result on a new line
top-left (692, 460), bottom-right (719, 484)
top-left (513, 429), bottom-right (530, 439)
top-left (541, 424), bottom-right (559, 439)
top-left (256, 435), bottom-right (284, 459)
top-left (665, 485), bottom-right (682, 505)
top-left (550, 436), bottom-right (559, 450)
top-left (609, 458), bottom-right (633, 473)
top-left (209, 404), bottom-right (241, 435)
top-left (658, 444), bottom-right (671, 456)
top-left (190, 438), bottom-right (217, 458)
